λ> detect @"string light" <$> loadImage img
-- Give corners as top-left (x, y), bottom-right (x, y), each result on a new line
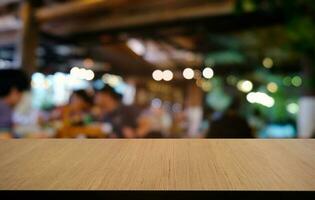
top-left (162, 70), bottom-right (173, 81)
top-left (183, 68), bottom-right (194, 79)
top-left (70, 67), bottom-right (94, 81)
top-left (202, 67), bottom-right (214, 79)
top-left (85, 69), bottom-right (95, 81)
top-left (152, 70), bottom-right (163, 81)
top-left (70, 67), bottom-right (80, 76)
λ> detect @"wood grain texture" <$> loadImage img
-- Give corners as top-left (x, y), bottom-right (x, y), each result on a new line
top-left (0, 139), bottom-right (314, 190)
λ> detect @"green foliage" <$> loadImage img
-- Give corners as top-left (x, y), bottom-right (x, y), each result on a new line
top-left (205, 51), bottom-right (245, 65)
top-left (237, 0), bottom-right (315, 89)
top-left (206, 78), bottom-right (232, 111)
top-left (286, 17), bottom-right (315, 56)
top-left (237, 0), bottom-right (315, 57)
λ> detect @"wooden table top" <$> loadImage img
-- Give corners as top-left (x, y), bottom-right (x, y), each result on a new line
top-left (0, 139), bottom-right (314, 190)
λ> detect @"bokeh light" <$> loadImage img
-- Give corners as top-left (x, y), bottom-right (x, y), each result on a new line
top-left (162, 70), bottom-right (173, 81)
top-left (202, 67), bottom-right (214, 79)
top-left (183, 68), bottom-right (194, 79)
top-left (291, 76), bottom-right (302, 87)
top-left (262, 57), bottom-right (273, 68)
top-left (152, 70), bottom-right (163, 81)
top-left (237, 80), bottom-right (253, 93)
top-left (267, 82), bottom-right (278, 93)
top-left (246, 92), bottom-right (275, 108)
top-left (287, 103), bottom-right (299, 114)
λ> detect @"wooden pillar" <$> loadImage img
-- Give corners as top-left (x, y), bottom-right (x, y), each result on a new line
top-left (185, 82), bottom-right (204, 137)
top-left (186, 82), bottom-right (203, 107)
top-left (15, 0), bottom-right (38, 74)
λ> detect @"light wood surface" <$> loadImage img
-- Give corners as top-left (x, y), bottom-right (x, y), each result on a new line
top-left (0, 139), bottom-right (314, 190)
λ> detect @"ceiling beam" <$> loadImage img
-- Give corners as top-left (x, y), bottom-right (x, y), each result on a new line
top-left (0, 0), bottom-right (20, 7)
top-left (41, 0), bottom-right (235, 35)
top-left (36, 0), bottom-right (130, 23)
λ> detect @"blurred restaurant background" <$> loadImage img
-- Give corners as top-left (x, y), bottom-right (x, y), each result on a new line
top-left (0, 0), bottom-right (315, 139)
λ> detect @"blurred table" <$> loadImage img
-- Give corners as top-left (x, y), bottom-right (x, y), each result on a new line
top-left (0, 139), bottom-right (314, 190)
top-left (57, 125), bottom-right (106, 138)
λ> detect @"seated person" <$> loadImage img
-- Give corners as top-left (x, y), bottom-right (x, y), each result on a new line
top-left (94, 85), bottom-right (143, 138)
top-left (0, 69), bottom-right (30, 138)
top-left (51, 89), bottom-right (93, 126)
top-left (51, 90), bottom-right (103, 138)
top-left (206, 97), bottom-right (253, 138)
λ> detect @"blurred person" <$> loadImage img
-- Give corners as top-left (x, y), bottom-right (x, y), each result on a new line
top-left (248, 108), bottom-right (266, 137)
top-left (199, 107), bottom-right (215, 137)
top-left (137, 100), bottom-right (171, 138)
top-left (185, 84), bottom-right (204, 138)
top-left (206, 97), bottom-right (253, 138)
top-left (12, 91), bottom-right (49, 138)
top-left (95, 85), bottom-right (142, 138)
top-left (53, 89), bottom-right (107, 138)
top-left (52, 89), bottom-right (93, 126)
top-left (133, 88), bottom-right (165, 138)
top-left (185, 106), bottom-right (203, 138)
top-left (169, 110), bottom-right (186, 138)
top-left (0, 69), bottom-right (30, 138)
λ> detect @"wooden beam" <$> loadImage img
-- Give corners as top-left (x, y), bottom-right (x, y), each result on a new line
top-left (0, 0), bottom-right (20, 6)
top-left (15, 0), bottom-right (38, 74)
top-left (96, 43), bottom-right (154, 74)
top-left (42, 0), bottom-right (235, 35)
top-left (36, 0), bottom-right (130, 23)
top-left (35, 0), bottom-right (203, 23)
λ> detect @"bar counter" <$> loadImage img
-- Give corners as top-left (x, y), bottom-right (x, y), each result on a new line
top-left (0, 139), bottom-right (314, 190)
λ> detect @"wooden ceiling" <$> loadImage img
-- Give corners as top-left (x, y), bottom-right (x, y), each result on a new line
top-left (0, 0), bottom-right (296, 77)
top-left (38, 0), bottom-right (235, 36)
